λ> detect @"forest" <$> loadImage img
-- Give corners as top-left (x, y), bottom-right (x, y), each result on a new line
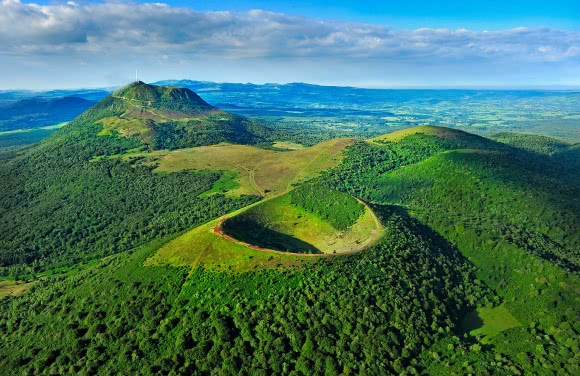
top-left (289, 184), bottom-right (364, 230)
top-left (0, 81), bottom-right (577, 375)
top-left (0, 118), bottom-right (258, 276)
top-left (0, 206), bottom-right (492, 375)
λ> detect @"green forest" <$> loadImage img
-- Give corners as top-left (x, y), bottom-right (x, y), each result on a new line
top-left (289, 184), bottom-right (364, 230)
top-left (0, 83), bottom-right (578, 375)
top-left (0, 116), bottom-right (259, 277)
top-left (0, 207), bottom-right (492, 375)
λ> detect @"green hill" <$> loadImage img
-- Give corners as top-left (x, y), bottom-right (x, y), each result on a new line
top-left (0, 124), bottom-right (578, 375)
top-left (62, 81), bottom-right (268, 152)
top-left (113, 81), bottom-right (213, 111)
top-left (321, 126), bottom-right (580, 374)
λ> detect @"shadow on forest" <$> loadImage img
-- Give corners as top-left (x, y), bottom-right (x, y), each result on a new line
top-left (371, 204), bottom-right (493, 339)
top-left (460, 309), bottom-right (485, 333)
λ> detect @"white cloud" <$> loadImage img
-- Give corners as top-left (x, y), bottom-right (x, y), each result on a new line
top-left (1, 1), bottom-right (579, 89)
top-left (0, 0), bottom-right (578, 64)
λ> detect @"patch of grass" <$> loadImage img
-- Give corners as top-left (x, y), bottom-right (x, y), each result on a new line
top-left (461, 304), bottom-right (522, 343)
top-left (0, 280), bottom-right (33, 298)
top-left (97, 116), bottom-right (154, 142)
top-left (120, 138), bottom-right (353, 197)
top-left (199, 170), bottom-right (240, 197)
top-left (370, 125), bottom-right (467, 143)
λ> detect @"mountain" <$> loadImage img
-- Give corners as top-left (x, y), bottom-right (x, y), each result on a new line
top-left (0, 82), bottom-right (271, 274)
top-left (0, 96), bottom-right (95, 131)
top-left (64, 81), bottom-right (267, 152)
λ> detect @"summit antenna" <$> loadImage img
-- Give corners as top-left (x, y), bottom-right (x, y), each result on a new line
top-left (135, 69), bottom-right (138, 83)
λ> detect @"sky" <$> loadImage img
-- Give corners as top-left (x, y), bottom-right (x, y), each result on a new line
top-left (1, 0), bottom-right (579, 90)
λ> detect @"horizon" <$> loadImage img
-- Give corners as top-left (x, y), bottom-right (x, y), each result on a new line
top-left (5, 79), bottom-right (580, 93)
top-left (1, 0), bottom-right (579, 90)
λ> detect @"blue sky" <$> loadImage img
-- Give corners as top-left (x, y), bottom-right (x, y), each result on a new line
top-left (152, 0), bottom-right (580, 29)
top-left (29, 0), bottom-right (580, 29)
top-left (1, 0), bottom-right (579, 89)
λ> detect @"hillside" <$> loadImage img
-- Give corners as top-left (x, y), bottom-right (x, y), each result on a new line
top-left (321, 126), bottom-right (580, 373)
top-left (0, 124), bottom-right (578, 375)
top-left (0, 82), bottom-right (275, 275)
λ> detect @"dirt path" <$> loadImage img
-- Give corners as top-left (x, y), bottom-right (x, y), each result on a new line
top-left (285, 142), bottom-right (338, 192)
top-left (112, 95), bottom-right (175, 122)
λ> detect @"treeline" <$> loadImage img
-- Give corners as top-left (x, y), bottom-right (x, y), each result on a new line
top-left (0, 206), bottom-right (490, 375)
top-left (289, 184), bottom-right (364, 230)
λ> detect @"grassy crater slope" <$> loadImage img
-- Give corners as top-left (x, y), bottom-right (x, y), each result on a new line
top-left (146, 190), bottom-right (383, 271)
top-left (221, 190), bottom-right (382, 255)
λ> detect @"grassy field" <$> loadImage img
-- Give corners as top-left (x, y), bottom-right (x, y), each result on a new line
top-left (370, 125), bottom-right (465, 143)
top-left (128, 138), bottom-right (353, 196)
top-left (272, 141), bottom-right (305, 150)
top-left (461, 304), bottom-right (522, 343)
top-left (145, 191), bottom-right (384, 271)
top-left (0, 280), bottom-right (34, 298)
